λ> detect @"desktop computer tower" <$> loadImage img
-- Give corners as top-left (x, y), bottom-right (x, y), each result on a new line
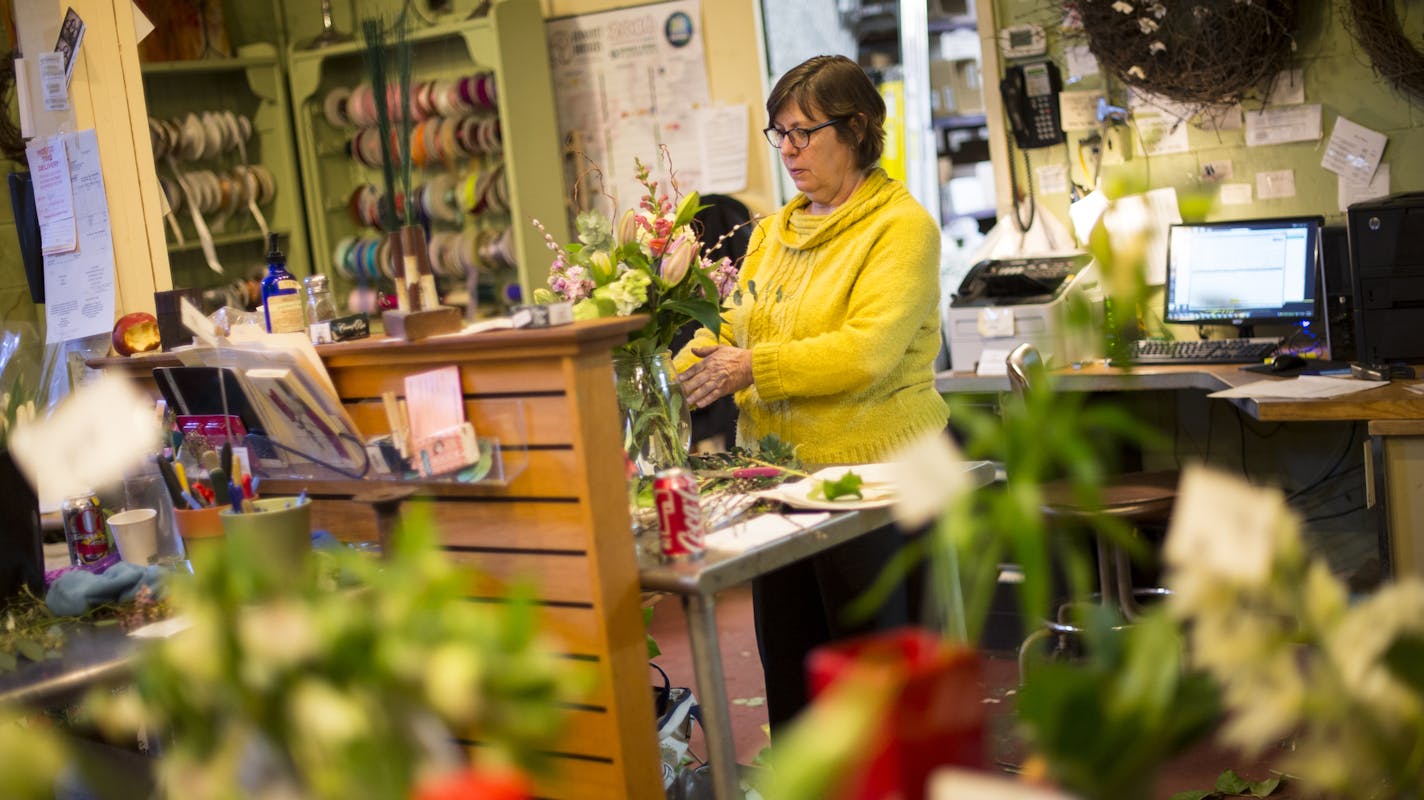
top-left (1347, 193), bottom-right (1424, 364)
top-left (1320, 225), bottom-right (1356, 361)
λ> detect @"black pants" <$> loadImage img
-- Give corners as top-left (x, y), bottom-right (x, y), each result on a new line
top-left (751, 523), bottom-right (911, 736)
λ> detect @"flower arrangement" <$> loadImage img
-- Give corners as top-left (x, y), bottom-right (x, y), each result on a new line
top-left (87, 509), bottom-right (575, 800)
top-left (1165, 464), bottom-right (1424, 799)
top-left (531, 158), bottom-right (740, 358)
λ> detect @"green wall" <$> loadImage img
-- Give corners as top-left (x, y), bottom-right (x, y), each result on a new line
top-left (992, 0), bottom-right (1424, 227)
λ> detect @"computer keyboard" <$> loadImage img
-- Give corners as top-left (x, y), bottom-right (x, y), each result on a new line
top-left (1121, 338), bottom-right (1280, 365)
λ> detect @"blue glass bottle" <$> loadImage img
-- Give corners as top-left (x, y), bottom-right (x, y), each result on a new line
top-left (261, 233), bottom-right (303, 334)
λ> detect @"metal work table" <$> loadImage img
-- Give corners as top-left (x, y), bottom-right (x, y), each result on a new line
top-left (636, 459), bottom-right (998, 800)
top-left (0, 623), bottom-right (134, 709)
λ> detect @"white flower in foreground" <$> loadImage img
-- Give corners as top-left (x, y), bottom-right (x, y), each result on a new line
top-left (1112, 0), bottom-right (1135, 12)
top-left (1327, 581), bottom-right (1424, 715)
top-left (1149, 41), bottom-right (1167, 54)
top-left (1128, 66), bottom-right (1147, 79)
top-left (1164, 464), bottom-right (1294, 587)
top-left (886, 432), bottom-right (970, 530)
top-left (289, 680), bottom-right (369, 747)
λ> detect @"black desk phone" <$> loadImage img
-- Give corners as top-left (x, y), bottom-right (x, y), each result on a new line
top-left (952, 254), bottom-right (1090, 307)
top-left (1001, 61), bottom-right (1064, 149)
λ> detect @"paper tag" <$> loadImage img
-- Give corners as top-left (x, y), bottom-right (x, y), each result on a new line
top-left (977, 307), bottom-right (1014, 338)
top-left (38, 52), bottom-right (68, 111)
top-left (25, 135), bottom-right (77, 255)
top-left (1059, 90), bottom-right (1104, 131)
top-left (1064, 45), bottom-right (1099, 81)
top-left (1035, 164), bottom-right (1069, 195)
top-left (975, 346), bottom-right (1011, 375)
top-left (1256, 169), bottom-right (1296, 200)
top-left (1219, 183), bottom-right (1253, 205)
top-left (1321, 115), bottom-right (1387, 186)
top-left (1339, 163), bottom-right (1390, 212)
top-left (1245, 104), bottom-right (1322, 146)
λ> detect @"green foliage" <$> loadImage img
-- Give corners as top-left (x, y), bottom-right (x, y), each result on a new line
top-left (643, 605), bottom-right (661, 660)
top-left (1017, 610), bottom-right (1222, 800)
top-left (809, 470), bottom-right (864, 502)
top-left (1169, 769), bottom-right (1284, 799)
top-left (90, 508), bottom-right (575, 799)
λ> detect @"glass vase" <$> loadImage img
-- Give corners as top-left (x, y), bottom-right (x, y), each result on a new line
top-left (611, 349), bottom-right (692, 478)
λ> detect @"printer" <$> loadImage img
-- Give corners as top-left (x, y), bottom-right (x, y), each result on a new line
top-left (945, 253), bottom-right (1104, 371)
top-left (1347, 192), bottom-right (1424, 364)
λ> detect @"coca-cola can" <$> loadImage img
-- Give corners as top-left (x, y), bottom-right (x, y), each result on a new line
top-left (61, 491), bottom-right (111, 565)
top-left (654, 467), bottom-right (706, 562)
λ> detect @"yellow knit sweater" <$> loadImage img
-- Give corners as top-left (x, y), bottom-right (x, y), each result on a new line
top-left (676, 168), bottom-right (947, 464)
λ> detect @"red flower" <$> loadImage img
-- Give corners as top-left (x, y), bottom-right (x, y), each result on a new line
top-left (411, 767), bottom-right (531, 800)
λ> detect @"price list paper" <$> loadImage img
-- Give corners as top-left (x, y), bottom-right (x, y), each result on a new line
top-left (37, 130), bottom-right (116, 344)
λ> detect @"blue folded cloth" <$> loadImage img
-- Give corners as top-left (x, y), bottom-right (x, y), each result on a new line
top-left (45, 561), bottom-right (166, 617)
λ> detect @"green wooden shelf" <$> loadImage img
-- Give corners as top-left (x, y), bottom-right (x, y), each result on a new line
top-left (140, 54), bottom-right (278, 76)
top-left (286, 0), bottom-right (568, 309)
top-left (166, 228), bottom-right (287, 253)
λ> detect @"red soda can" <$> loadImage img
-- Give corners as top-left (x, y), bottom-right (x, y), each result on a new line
top-left (61, 491), bottom-right (112, 565)
top-left (654, 467), bottom-right (706, 562)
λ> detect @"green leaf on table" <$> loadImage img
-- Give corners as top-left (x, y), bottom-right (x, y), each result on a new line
top-left (1214, 769), bottom-right (1281, 797)
top-left (643, 606), bottom-right (661, 660)
top-left (809, 471), bottom-right (863, 501)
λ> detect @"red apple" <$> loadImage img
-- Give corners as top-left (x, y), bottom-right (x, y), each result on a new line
top-left (111, 312), bottom-right (162, 356)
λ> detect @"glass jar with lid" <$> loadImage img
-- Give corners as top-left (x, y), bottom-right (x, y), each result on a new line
top-left (304, 274), bottom-right (338, 344)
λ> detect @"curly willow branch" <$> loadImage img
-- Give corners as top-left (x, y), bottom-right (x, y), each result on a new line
top-left (1342, 0), bottom-right (1424, 104)
top-left (1076, 0), bottom-right (1296, 106)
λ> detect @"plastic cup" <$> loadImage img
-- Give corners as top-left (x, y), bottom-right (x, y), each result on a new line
top-left (220, 497), bottom-right (313, 585)
top-left (108, 508), bottom-right (159, 565)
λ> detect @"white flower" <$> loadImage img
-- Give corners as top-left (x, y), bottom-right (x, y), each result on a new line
top-left (1149, 1), bottom-right (1167, 16)
top-left (1112, 0), bottom-right (1135, 12)
top-left (1137, 17), bottom-right (1159, 33)
top-left (1149, 40), bottom-right (1166, 54)
top-left (288, 680), bottom-right (369, 747)
top-left (238, 601), bottom-right (318, 688)
top-left (423, 643), bottom-right (485, 723)
top-left (887, 432), bottom-right (971, 530)
top-left (1326, 581), bottom-right (1424, 715)
top-left (1128, 65), bottom-right (1146, 79)
top-left (1163, 465), bottom-right (1292, 588)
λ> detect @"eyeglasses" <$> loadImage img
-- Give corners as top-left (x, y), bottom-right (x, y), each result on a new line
top-left (763, 117), bottom-right (844, 149)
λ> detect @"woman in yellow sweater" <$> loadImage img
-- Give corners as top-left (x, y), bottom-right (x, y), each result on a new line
top-left (676, 54), bottom-right (948, 733)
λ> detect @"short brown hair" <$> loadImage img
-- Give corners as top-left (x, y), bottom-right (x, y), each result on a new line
top-left (765, 55), bottom-right (886, 170)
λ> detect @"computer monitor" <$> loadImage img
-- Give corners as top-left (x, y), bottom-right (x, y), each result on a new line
top-left (1164, 216), bottom-right (1323, 336)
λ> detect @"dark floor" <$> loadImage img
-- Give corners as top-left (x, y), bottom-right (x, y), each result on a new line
top-left (646, 585), bottom-right (1297, 799)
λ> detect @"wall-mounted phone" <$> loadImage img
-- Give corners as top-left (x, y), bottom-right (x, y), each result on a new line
top-left (1000, 60), bottom-right (1064, 149)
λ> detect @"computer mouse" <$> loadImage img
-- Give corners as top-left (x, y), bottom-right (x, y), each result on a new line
top-left (1271, 354), bottom-right (1308, 373)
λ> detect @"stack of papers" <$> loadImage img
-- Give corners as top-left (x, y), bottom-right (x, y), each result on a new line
top-left (1208, 376), bottom-right (1389, 400)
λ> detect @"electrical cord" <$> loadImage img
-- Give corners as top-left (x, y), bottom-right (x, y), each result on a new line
top-left (1009, 146), bottom-right (1036, 233)
top-left (1287, 423), bottom-right (1361, 501)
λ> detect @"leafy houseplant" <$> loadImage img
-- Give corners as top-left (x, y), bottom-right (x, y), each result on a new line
top-left (533, 158), bottom-right (741, 474)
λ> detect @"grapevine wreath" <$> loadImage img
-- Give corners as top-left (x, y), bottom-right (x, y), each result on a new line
top-left (1073, 0), bottom-right (1297, 105)
top-left (1343, 0), bottom-right (1424, 104)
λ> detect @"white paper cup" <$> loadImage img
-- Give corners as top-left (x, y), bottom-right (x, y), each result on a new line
top-left (108, 508), bottom-right (159, 565)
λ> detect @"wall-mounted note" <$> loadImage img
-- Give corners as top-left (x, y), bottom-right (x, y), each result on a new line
top-left (1321, 115), bottom-right (1386, 186)
top-left (1245, 104), bottom-right (1321, 146)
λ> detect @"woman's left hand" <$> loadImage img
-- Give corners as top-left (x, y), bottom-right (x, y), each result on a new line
top-left (679, 345), bottom-right (753, 409)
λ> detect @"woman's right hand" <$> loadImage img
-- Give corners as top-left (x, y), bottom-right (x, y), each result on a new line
top-left (679, 345), bottom-right (753, 409)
